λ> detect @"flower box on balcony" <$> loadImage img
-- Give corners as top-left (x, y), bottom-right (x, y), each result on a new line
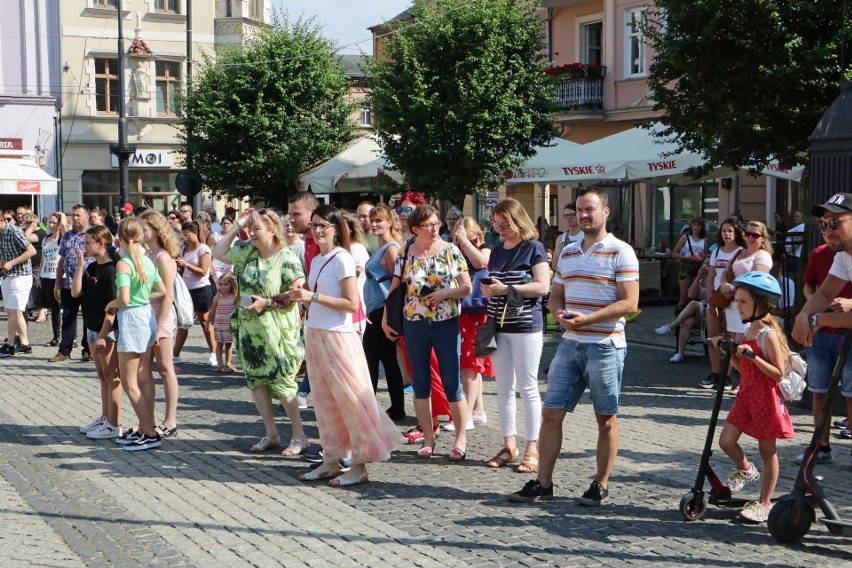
top-left (543, 62), bottom-right (607, 79)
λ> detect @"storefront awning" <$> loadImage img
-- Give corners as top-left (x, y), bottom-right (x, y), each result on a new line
top-left (0, 156), bottom-right (59, 196)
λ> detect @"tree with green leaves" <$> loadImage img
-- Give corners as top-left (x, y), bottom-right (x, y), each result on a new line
top-left (368, 0), bottom-right (555, 202)
top-left (177, 17), bottom-right (355, 205)
top-left (644, 1), bottom-right (850, 173)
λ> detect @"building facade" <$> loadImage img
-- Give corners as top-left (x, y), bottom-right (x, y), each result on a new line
top-left (0, 0), bottom-right (61, 214)
top-left (59, 0), bottom-right (269, 215)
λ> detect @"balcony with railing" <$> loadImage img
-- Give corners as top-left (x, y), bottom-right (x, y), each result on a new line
top-left (546, 63), bottom-right (605, 112)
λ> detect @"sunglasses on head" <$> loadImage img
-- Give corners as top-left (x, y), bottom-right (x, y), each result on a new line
top-left (744, 231), bottom-right (763, 239)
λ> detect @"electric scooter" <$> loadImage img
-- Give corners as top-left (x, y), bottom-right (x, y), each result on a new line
top-left (680, 337), bottom-right (757, 521)
top-left (768, 331), bottom-right (852, 542)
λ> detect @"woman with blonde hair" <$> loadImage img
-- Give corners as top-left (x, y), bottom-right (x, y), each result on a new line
top-left (482, 198), bottom-right (550, 473)
top-left (363, 205), bottom-right (406, 419)
top-left (452, 216), bottom-right (492, 429)
top-left (37, 212), bottom-right (67, 345)
top-left (719, 220), bottom-right (773, 340)
top-left (212, 208), bottom-right (308, 456)
top-left (109, 218), bottom-right (168, 451)
top-left (139, 209), bottom-right (181, 436)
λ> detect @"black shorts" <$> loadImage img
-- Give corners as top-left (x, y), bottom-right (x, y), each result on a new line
top-left (188, 284), bottom-right (213, 313)
top-left (678, 259), bottom-right (701, 282)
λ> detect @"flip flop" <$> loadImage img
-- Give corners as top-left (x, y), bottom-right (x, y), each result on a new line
top-left (249, 436), bottom-right (280, 453)
top-left (281, 437), bottom-right (307, 457)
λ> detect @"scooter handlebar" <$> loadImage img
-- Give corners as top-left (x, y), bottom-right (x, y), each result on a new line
top-left (703, 338), bottom-right (755, 359)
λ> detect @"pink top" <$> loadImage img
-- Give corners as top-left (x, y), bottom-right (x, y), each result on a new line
top-left (731, 249), bottom-right (772, 279)
top-left (180, 244), bottom-right (211, 290)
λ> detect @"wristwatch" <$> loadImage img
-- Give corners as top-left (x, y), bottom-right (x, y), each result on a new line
top-left (312, 292), bottom-right (320, 303)
top-left (810, 313), bottom-right (820, 328)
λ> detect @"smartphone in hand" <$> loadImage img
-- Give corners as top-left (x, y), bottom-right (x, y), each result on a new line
top-left (478, 277), bottom-right (493, 285)
top-left (239, 295), bottom-right (254, 308)
top-left (419, 285), bottom-right (436, 297)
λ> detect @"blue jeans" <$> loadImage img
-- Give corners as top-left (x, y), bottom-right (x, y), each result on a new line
top-left (544, 338), bottom-right (626, 415)
top-left (402, 317), bottom-right (464, 402)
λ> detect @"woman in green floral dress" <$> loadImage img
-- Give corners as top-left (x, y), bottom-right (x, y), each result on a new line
top-left (212, 208), bottom-right (308, 455)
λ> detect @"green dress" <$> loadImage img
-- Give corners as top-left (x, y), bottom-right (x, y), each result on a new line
top-left (228, 245), bottom-right (305, 397)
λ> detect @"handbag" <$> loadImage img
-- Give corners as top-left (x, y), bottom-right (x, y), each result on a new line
top-left (384, 241), bottom-right (411, 336)
top-left (173, 268), bottom-right (194, 329)
top-left (473, 242), bottom-right (529, 357)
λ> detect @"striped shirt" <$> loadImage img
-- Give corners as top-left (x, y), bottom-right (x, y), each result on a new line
top-left (553, 233), bottom-right (639, 347)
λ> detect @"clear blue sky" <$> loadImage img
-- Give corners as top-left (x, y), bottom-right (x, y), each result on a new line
top-left (272, 1), bottom-right (412, 54)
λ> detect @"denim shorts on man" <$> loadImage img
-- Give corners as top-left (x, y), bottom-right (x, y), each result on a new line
top-left (544, 338), bottom-right (625, 415)
top-left (116, 304), bottom-right (157, 354)
top-left (807, 330), bottom-right (852, 398)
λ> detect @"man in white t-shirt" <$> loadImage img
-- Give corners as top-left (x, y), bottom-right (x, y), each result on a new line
top-left (551, 203), bottom-right (585, 273)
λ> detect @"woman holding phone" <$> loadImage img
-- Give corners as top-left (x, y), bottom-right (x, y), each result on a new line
top-left (212, 208), bottom-right (308, 456)
top-left (482, 198), bottom-right (550, 473)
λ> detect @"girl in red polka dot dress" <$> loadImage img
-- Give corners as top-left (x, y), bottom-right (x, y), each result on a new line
top-left (712, 271), bottom-right (794, 523)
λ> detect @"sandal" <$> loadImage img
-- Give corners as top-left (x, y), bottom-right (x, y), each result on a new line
top-left (486, 446), bottom-right (520, 468)
top-left (158, 423), bottom-right (178, 438)
top-left (249, 436), bottom-right (280, 453)
top-left (227, 365), bottom-right (238, 373)
top-left (446, 448), bottom-right (467, 462)
top-left (299, 468), bottom-right (340, 481)
top-left (403, 424), bottom-right (440, 445)
top-left (216, 366), bottom-right (229, 373)
top-left (417, 445), bottom-right (435, 458)
top-left (516, 451), bottom-right (539, 473)
top-left (281, 437), bottom-right (308, 457)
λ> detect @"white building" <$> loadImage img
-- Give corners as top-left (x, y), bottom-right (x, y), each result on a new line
top-left (59, 0), bottom-right (269, 215)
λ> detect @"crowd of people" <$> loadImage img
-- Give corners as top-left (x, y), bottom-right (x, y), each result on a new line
top-left (3, 190), bottom-right (852, 520)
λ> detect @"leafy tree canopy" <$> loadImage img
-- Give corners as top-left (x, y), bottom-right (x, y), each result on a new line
top-left (368, 0), bottom-right (556, 202)
top-left (177, 16), bottom-right (356, 205)
top-left (645, 0), bottom-right (851, 173)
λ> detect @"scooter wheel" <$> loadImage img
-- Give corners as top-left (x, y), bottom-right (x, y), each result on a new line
top-left (768, 499), bottom-right (814, 543)
top-left (680, 492), bottom-right (706, 521)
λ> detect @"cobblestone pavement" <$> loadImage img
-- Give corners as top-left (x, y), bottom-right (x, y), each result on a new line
top-left (0, 305), bottom-right (850, 567)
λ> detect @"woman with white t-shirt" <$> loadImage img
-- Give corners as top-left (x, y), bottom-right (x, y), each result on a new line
top-left (174, 220), bottom-right (216, 366)
top-left (291, 205), bottom-right (399, 486)
top-left (700, 218), bottom-right (746, 388)
top-left (672, 218), bottom-right (707, 311)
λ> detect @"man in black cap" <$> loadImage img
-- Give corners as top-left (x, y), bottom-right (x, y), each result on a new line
top-left (792, 192), bottom-right (852, 466)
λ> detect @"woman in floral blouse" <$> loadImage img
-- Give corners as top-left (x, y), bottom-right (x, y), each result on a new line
top-left (383, 205), bottom-right (472, 461)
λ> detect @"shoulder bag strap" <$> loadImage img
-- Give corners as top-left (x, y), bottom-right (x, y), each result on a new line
top-left (310, 251), bottom-right (341, 292)
top-left (723, 248), bottom-right (744, 285)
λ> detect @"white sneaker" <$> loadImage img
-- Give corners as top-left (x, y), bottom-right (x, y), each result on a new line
top-left (670, 353), bottom-right (684, 363)
top-left (87, 421), bottom-right (120, 439)
top-left (725, 464), bottom-right (760, 492)
top-left (297, 394), bottom-right (308, 410)
top-left (471, 412), bottom-right (488, 425)
top-left (208, 353), bottom-right (218, 366)
top-left (739, 500), bottom-right (772, 523)
top-left (795, 447), bottom-right (833, 465)
top-left (173, 356), bottom-right (182, 364)
top-left (440, 420), bottom-right (474, 432)
top-left (655, 324), bottom-right (673, 336)
top-left (80, 415), bottom-right (105, 434)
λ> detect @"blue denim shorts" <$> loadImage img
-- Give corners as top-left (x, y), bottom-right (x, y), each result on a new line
top-left (86, 327), bottom-right (117, 343)
top-left (543, 338), bottom-right (625, 415)
top-left (116, 304), bottom-right (157, 354)
top-left (806, 330), bottom-right (852, 398)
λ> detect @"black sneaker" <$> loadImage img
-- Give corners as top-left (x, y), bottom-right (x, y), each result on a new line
top-left (698, 373), bottom-right (720, 389)
top-left (14, 344), bottom-right (32, 355)
top-left (0, 344), bottom-right (15, 357)
top-left (303, 448), bottom-right (324, 463)
top-left (123, 433), bottom-right (162, 451)
top-left (508, 479), bottom-right (554, 502)
top-left (81, 351), bottom-right (93, 362)
top-left (114, 429), bottom-right (141, 445)
top-left (833, 418), bottom-right (848, 429)
top-left (577, 481), bottom-right (609, 507)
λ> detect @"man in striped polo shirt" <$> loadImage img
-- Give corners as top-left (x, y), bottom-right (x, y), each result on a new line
top-left (510, 188), bottom-right (639, 506)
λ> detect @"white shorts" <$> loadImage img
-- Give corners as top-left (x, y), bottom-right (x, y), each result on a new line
top-left (1, 274), bottom-right (33, 312)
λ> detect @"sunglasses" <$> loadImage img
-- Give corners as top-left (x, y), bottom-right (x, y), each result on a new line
top-left (744, 231), bottom-right (763, 239)
top-left (818, 218), bottom-right (847, 232)
top-left (491, 222), bottom-right (511, 230)
top-left (396, 206), bottom-right (413, 215)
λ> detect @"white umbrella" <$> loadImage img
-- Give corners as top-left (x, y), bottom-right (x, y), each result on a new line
top-left (298, 136), bottom-right (401, 193)
top-left (0, 155), bottom-right (59, 196)
top-left (503, 137), bottom-right (621, 184)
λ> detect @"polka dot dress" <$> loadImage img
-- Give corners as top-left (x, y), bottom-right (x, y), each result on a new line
top-left (725, 336), bottom-right (795, 440)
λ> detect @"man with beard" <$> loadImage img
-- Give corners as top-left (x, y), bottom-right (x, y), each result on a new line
top-left (509, 188), bottom-right (638, 506)
top-left (792, 193), bottom-right (852, 466)
top-left (49, 205), bottom-right (93, 362)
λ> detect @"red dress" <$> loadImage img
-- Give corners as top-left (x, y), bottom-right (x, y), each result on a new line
top-left (725, 335), bottom-right (795, 440)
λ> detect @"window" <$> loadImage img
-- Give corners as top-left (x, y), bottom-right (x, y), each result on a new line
top-left (94, 0), bottom-right (118, 7)
top-left (155, 0), bottom-right (179, 13)
top-left (625, 8), bottom-right (647, 77)
top-left (95, 58), bottom-right (119, 114)
top-left (359, 107), bottom-right (373, 128)
top-left (156, 61), bottom-right (181, 115)
top-left (249, 0), bottom-right (263, 20)
top-left (581, 21), bottom-right (603, 65)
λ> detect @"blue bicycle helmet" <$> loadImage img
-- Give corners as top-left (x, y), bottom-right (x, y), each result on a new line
top-left (732, 271), bottom-right (782, 323)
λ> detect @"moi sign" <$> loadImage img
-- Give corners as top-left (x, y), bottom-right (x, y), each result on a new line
top-left (111, 149), bottom-right (174, 168)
